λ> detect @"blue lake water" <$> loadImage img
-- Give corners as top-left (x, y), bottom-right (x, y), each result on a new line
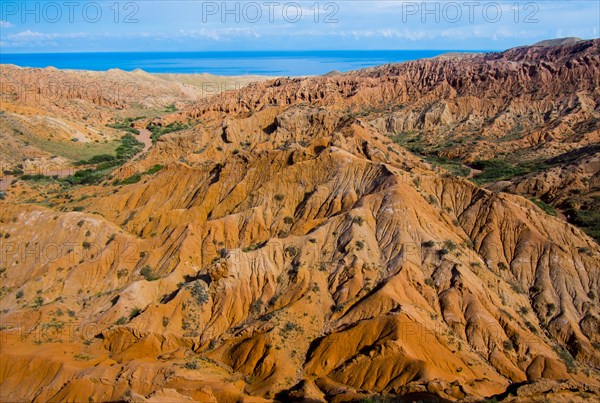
top-left (0, 50), bottom-right (487, 76)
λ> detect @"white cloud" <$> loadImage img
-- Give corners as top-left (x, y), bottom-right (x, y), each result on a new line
top-left (178, 28), bottom-right (260, 40)
top-left (342, 29), bottom-right (432, 41)
top-left (7, 30), bottom-right (89, 40)
top-left (440, 25), bottom-right (542, 41)
top-left (2, 30), bottom-right (90, 48)
top-left (274, 27), bottom-right (479, 41)
top-left (1, 1), bottom-right (597, 51)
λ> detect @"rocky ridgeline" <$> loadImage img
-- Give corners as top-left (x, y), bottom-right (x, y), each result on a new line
top-left (0, 40), bottom-right (599, 402)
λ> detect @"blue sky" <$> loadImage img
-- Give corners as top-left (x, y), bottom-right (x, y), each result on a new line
top-left (1, 1), bottom-right (599, 52)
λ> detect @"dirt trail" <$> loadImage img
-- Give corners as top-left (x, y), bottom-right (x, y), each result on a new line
top-left (467, 166), bottom-right (482, 178)
top-left (0, 177), bottom-right (10, 192)
top-left (135, 128), bottom-right (153, 157)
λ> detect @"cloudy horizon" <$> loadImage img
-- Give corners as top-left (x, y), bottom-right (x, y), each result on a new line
top-left (1, 1), bottom-right (599, 53)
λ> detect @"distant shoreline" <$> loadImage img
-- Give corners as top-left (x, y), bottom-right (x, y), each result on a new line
top-left (0, 63), bottom-right (274, 79)
top-left (0, 50), bottom-right (489, 76)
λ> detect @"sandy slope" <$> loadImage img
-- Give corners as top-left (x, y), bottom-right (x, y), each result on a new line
top-left (0, 40), bottom-right (599, 402)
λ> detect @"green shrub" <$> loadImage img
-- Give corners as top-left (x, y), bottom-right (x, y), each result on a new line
top-left (530, 198), bottom-right (557, 216)
top-left (510, 281), bottom-right (525, 294)
top-left (95, 159), bottom-right (121, 171)
top-left (129, 307), bottom-right (142, 319)
top-left (242, 242), bottom-right (264, 252)
top-left (283, 321), bottom-right (301, 332)
top-left (352, 216), bottom-right (365, 226)
top-left (63, 168), bottom-right (104, 185)
top-left (113, 165), bottom-right (163, 186)
top-left (75, 154), bottom-right (115, 166)
top-left (391, 132), bottom-right (425, 154)
top-left (525, 321), bottom-right (537, 333)
top-left (3, 166), bottom-right (24, 175)
top-left (190, 281), bottom-right (209, 305)
top-left (425, 155), bottom-right (470, 177)
top-left (284, 245), bottom-right (298, 257)
top-left (571, 209), bottom-right (600, 243)
top-left (33, 296), bottom-right (43, 307)
top-left (147, 121), bottom-right (191, 142)
top-left (471, 159), bottom-right (530, 183)
top-left (140, 265), bottom-right (158, 281)
top-left (145, 164), bottom-right (164, 175)
top-left (106, 120), bottom-right (140, 135)
top-left (115, 133), bottom-right (144, 160)
top-left (250, 299), bottom-right (264, 315)
top-left (554, 346), bottom-right (576, 372)
top-left (443, 240), bottom-right (457, 251)
top-left (20, 174), bottom-right (53, 182)
top-left (63, 134), bottom-right (144, 186)
top-left (117, 173), bottom-right (142, 185)
top-left (578, 247), bottom-right (592, 255)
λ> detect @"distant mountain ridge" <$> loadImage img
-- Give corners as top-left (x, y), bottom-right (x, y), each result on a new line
top-left (533, 37), bottom-right (584, 46)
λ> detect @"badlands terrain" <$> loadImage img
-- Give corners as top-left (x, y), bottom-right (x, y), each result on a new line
top-left (0, 38), bottom-right (599, 402)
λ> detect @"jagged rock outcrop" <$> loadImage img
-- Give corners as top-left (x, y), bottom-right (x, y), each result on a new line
top-left (1, 39), bottom-right (599, 402)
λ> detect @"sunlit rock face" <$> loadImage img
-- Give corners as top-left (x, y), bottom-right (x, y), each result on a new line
top-left (1, 39), bottom-right (599, 402)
